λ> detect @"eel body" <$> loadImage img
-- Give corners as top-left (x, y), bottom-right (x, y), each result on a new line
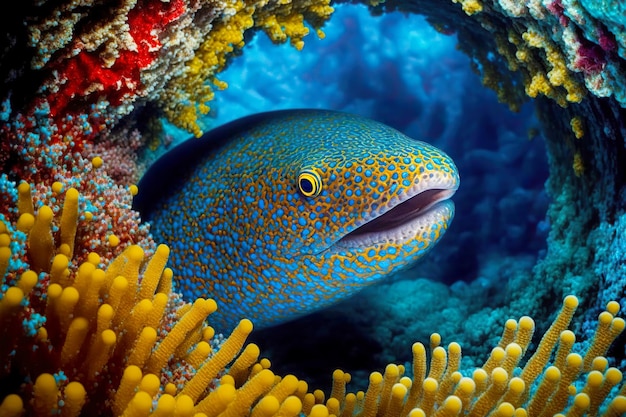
top-left (134, 109), bottom-right (460, 330)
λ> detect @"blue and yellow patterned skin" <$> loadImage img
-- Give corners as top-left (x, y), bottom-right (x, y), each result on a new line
top-left (134, 109), bottom-right (459, 330)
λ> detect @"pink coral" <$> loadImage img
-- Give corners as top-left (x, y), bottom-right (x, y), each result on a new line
top-left (575, 40), bottom-right (607, 75)
top-left (545, 0), bottom-right (569, 27)
top-left (597, 25), bottom-right (617, 53)
top-left (84, 128), bottom-right (145, 185)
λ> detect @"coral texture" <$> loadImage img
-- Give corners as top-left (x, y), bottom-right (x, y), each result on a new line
top-left (1, 0), bottom-right (626, 416)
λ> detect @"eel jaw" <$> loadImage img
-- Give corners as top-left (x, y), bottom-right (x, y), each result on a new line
top-left (334, 188), bottom-right (457, 249)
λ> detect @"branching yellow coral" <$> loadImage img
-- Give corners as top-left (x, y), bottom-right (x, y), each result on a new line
top-left (298, 296), bottom-right (625, 417)
top-left (0, 184), bottom-right (282, 416)
top-left (457, 11), bottom-right (593, 111)
top-left (162, 0), bottom-right (333, 136)
top-left (573, 151), bottom-right (585, 177)
top-left (163, 0), bottom-right (255, 137)
top-left (456, 29), bottom-right (527, 112)
top-left (517, 29), bottom-right (586, 106)
top-left (525, 73), bottom-right (552, 98)
top-left (467, 49), bottom-right (526, 112)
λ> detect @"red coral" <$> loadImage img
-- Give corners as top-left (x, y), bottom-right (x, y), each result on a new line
top-left (0, 99), bottom-right (112, 184)
top-left (46, 0), bottom-right (187, 120)
top-left (575, 40), bottom-right (606, 75)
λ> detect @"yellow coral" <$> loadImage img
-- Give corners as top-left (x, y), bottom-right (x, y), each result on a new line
top-left (521, 30), bottom-right (545, 48)
top-left (297, 295), bottom-right (624, 417)
top-left (17, 182), bottom-right (34, 216)
top-left (330, 369), bottom-right (350, 402)
top-left (28, 205), bottom-right (55, 272)
top-left (452, 0), bottom-right (483, 15)
top-left (0, 394), bottom-right (24, 417)
top-left (520, 295), bottom-right (579, 387)
top-left (583, 309), bottom-right (626, 371)
top-left (163, 0), bottom-right (254, 137)
top-left (0, 184), bottom-right (272, 416)
top-left (516, 30), bottom-right (586, 105)
top-left (162, 0), bottom-right (333, 136)
top-left (92, 156), bottom-right (104, 169)
top-left (570, 116), bottom-right (585, 139)
top-left (494, 32), bottom-right (520, 72)
top-left (573, 152), bottom-right (585, 177)
top-left (526, 73), bottom-right (553, 98)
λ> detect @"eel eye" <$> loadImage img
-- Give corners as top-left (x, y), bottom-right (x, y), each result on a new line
top-left (298, 169), bottom-right (322, 197)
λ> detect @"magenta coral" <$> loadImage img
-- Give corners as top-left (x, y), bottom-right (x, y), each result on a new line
top-left (596, 25), bottom-right (618, 53)
top-left (545, 0), bottom-right (569, 27)
top-left (575, 38), bottom-right (607, 75)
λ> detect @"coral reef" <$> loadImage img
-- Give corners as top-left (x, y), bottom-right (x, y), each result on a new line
top-left (351, 0), bottom-right (626, 367)
top-left (375, 0), bottom-right (626, 110)
top-left (1, 0), bottom-right (626, 415)
top-left (2, 0), bottom-right (334, 142)
top-left (161, 0), bottom-right (334, 136)
top-left (0, 182), bottom-right (261, 415)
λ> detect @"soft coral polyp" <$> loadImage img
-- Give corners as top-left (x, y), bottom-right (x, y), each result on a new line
top-left (575, 42), bottom-right (606, 75)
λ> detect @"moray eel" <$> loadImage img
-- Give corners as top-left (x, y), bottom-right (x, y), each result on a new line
top-left (134, 109), bottom-right (459, 331)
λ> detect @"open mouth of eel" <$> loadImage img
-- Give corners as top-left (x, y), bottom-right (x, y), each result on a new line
top-left (336, 187), bottom-right (458, 248)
